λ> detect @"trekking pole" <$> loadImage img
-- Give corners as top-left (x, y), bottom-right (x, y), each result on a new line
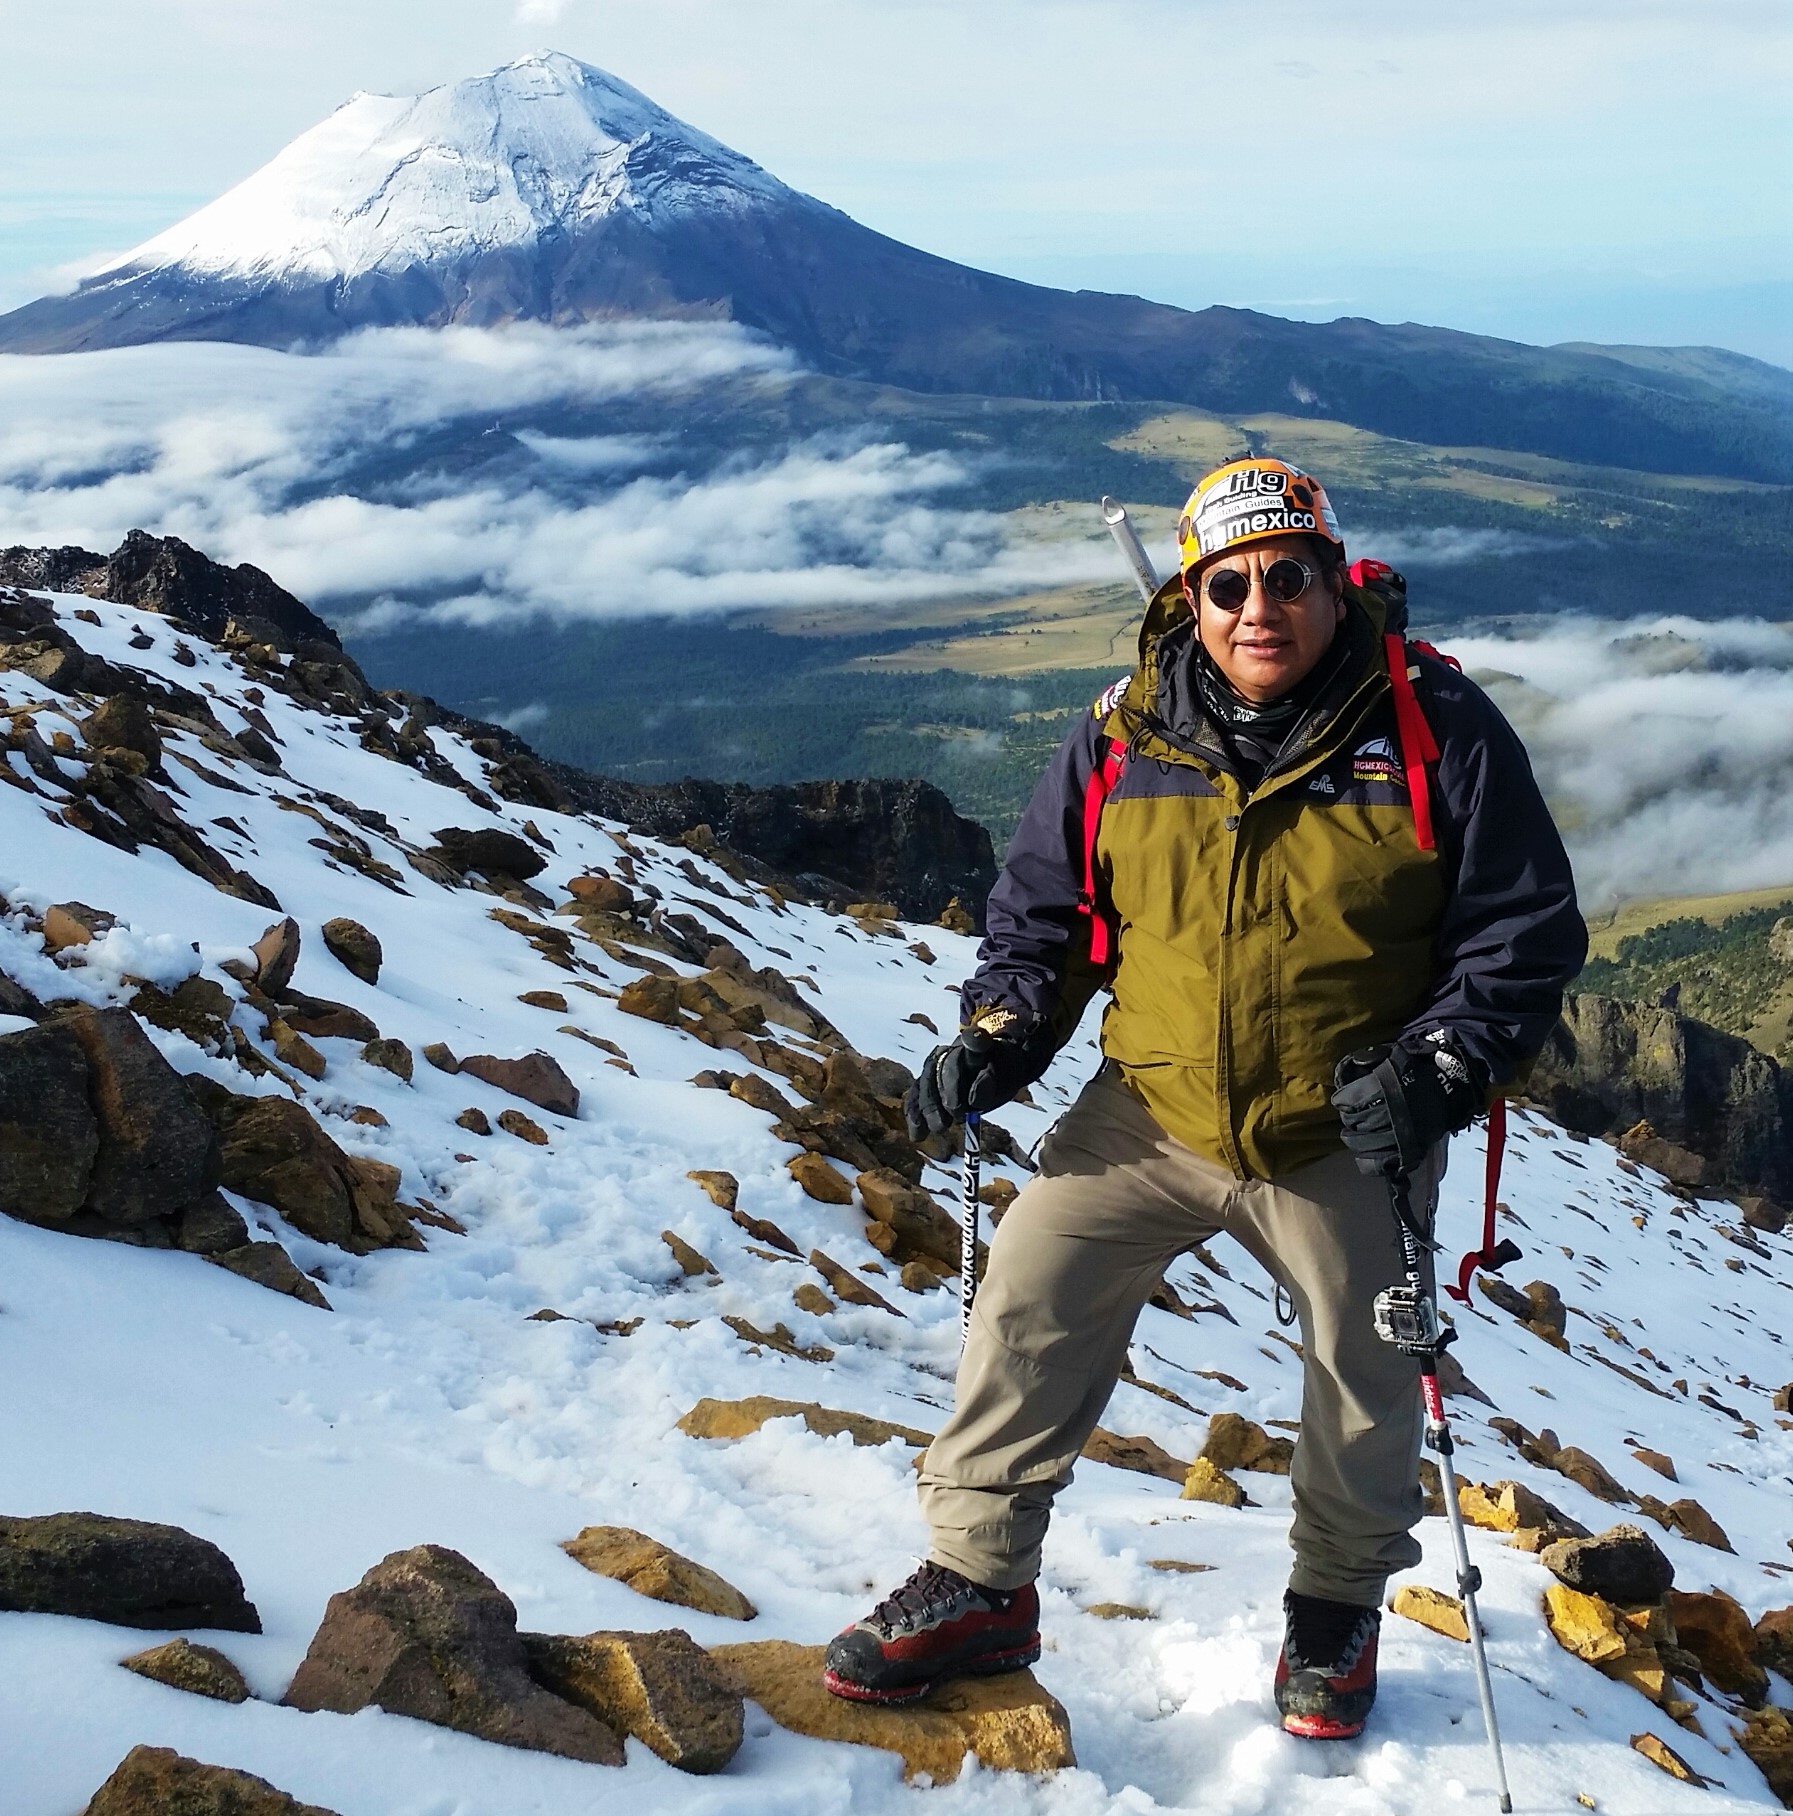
top-left (1101, 497), bottom-right (1161, 604)
top-left (958, 1112), bottom-right (983, 1349)
top-left (1378, 1167), bottom-right (1514, 1815)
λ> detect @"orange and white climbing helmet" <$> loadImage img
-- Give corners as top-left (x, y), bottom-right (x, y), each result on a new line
top-left (1176, 457), bottom-right (1345, 573)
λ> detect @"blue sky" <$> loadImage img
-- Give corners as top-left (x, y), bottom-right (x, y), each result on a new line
top-left (2, 0), bottom-right (1789, 363)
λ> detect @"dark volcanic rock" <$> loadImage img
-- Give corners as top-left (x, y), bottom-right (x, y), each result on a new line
top-left (283, 1544), bottom-right (622, 1764)
top-left (0, 1512), bottom-right (260, 1630)
top-left (431, 826), bottom-right (548, 880)
top-left (1540, 1523), bottom-right (1674, 1605)
top-left (80, 1746), bottom-right (339, 1816)
top-left (1528, 993), bottom-right (1793, 1199)
top-left (0, 530), bottom-right (339, 651)
top-left (0, 1020), bottom-right (99, 1223)
top-left (57, 1005), bottom-right (219, 1225)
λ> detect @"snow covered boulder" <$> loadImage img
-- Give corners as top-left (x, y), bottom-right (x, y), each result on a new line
top-left (523, 1628), bottom-right (744, 1773)
top-left (79, 1746), bottom-right (338, 1816)
top-left (0, 1512), bottom-right (259, 1631)
top-left (284, 1545), bottom-right (623, 1765)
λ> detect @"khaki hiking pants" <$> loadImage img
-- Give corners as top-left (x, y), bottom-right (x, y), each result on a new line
top-left (918, 1061), bottom-right (1443, 1608)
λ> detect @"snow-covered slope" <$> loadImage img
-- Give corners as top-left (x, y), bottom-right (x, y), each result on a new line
top-left (98, 52), bottom-right (794, 288)
top-left (4, 586), bottom-right (1793, 1813)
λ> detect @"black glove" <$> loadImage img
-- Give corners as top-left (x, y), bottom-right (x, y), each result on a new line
top-left (1331, 1031), bottom-right (1481, 1177)
top-left (904, 1005), bottom-right (1056, 1140)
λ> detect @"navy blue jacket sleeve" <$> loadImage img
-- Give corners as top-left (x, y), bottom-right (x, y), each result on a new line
top-left (961, 707), bottom-right (1108, 1043)
top-left (1410, 657), bottom-right (1588, 1088)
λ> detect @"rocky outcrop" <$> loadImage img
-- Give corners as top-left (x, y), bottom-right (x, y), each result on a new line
top-left (0, 530), bottom-right (340, 651)
top-left (0, 1512), bottom-right (259, 1631)
top-left (560, 1527), bottom-right (756, 1621)
top-left (710, 1640), bottom-right (1074, 1783)
top-left (79, 1747), bottom-right (340, 1816)
top-left (283, 1545), bottom-right (623, 1765)
top-left (1528, 993), bottom-right (1793, 1198)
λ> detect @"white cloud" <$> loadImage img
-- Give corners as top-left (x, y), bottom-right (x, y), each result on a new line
top-left (1450, 616), bottom-right (1793, 907)
top-left (0, 322), bottom-right (1117, 627)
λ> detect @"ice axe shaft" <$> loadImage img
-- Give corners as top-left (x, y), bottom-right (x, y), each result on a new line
top-left (1101, 497), bottom-right (1161, 604)
top-left (1387, 1171), bottom-right (1513, 1815)
top-left (959, 1113), bottom-right (982, 1348)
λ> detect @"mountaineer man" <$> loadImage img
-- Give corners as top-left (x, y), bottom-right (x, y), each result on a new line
top-left (822, 456), bottom-right (1586, 1737)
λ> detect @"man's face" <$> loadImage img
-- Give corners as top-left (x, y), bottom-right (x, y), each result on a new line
top-left (1186, 537), bottom-right (1346, 703)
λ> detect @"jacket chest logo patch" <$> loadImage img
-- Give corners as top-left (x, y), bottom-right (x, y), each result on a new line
top-left (1351, 736), bottom-right (1405, 788)
top-left (1308, 773), bottom-right (1335, 794)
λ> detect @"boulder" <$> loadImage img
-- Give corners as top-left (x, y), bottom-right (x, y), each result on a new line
top-left (1629, 1731), bottom-right (1709, 1786)
top-left (0, 1019), bottom-right (99, 1223)
top-left (678, 1396), bottom-right (931, 1449)
top-left (618, 975), bottom-right (681, 1025)
top-left (1755, 1604), bottom-right (1793, 1677)
top-left (808, 1248), bottom-right (901, 1313)
top-left (276, 993), bottom-right (379, 1043)
top-left (524, 1629), bottom-right (744, 1773)
top-left (1541, 1524), bottom-right (1674, 1604)
top-left (79, 1746), bottom-right (339, 1816)
top-left (0, 970), bottom-right (45, 1021)
top-left (210, 1242), bottom-right (332, 1309)
top-left (499, 1109), bottom-right (550, 1145)
top-left (732, 1207), bottom-right (800, 1254)
top-left (172, 1191), bottom-right (251, 1256)
top-left (459, 1051), bottom-right (580, 1117)
top-left (269, 1020), bottom-right (326, 1080)
top-left (129, 975), bottom-right (232, 1051)
top-left (432, 827), bottom-right (547, 881)
top-left (213, 1095), bottom-right (412, 1252)
top-left (1739, 1707), bottom-right (1793, 1805)
top-left (283, 1544), bottom-right (622, 1764)
top-left (1666, 1588), bottom-right (1769, 1702)
top-left (560, 1527), bottom-right (756, 1621)
top-left (455, 1107), bottom-right (491, 1136)
top-left (857, 1168), bottom-right (959, 1267)
top-left (120, 1636), bottom-right (250, 1703)
top-left (1390, 1584), bottom-right (1469, 1642)
top-left (250, 918), bottom-right (303, 997)
top-left (0, 1512), bottom-right (259, 1630)
top-left (518, 989), bottom-right (569, 1012)
top-left (42, 900), bottom-right (116, 951)
top-left (1553, 1446), bottom-right (1633, 1505)
top-left (662, 1230), bottom-right (717, 1277)
top-left (422, 1041), bottom-right (460, 1073)
top-left (1654, 1497), bottom-right (1734, 1552)
top-left (1457, 1480), bottom-right (1588, 1546)
top-left (789, 1153), bottom-right (853, 1203)
top-left (687, 1169), bottom-right (739, 1212)
top-left (566, 873), bottom-right (634, 913)
top-left (710, 1640), bottom-right (1073, 1782)
top-left (360, 1037), bottom-right (413, 1082)
top-left (320, 917), bottom-right (382, 984)
top-left (1201, 1412), bottom-right (1295, 1475)
top-left (1081, 1429), bottom-right (1188, 1483)
top-left (82, 695), bottom-right (161, 768)
top-left (1180, 1458), bottom-right (1249, 1508)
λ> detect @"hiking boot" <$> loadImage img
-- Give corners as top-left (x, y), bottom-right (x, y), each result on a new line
top-left (1274, 1590), bottom-right (1381, 1739)
top-left (822, 1561), bottom-right (1040, 1704)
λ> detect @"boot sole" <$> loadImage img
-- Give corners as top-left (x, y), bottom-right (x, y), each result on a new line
top-left (1281, 1710), bottom-right (1367, 1740)
top-left (822, 1636), bottom-right (1042, 1705)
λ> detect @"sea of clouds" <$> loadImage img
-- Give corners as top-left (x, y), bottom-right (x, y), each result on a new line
top-left (0, 321), bottom-right (1118, 625)
top-left (0, 321), bottom-right (1788, 907)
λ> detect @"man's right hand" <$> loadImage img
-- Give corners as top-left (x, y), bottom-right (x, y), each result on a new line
top-left (904, 1005), bottom-right (1056, 1140)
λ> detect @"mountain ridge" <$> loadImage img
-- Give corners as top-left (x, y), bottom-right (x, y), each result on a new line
top-left (3, 54), bottom-right (1790, 485)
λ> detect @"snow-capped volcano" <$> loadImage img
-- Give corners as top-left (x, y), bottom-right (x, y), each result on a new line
top-left (102, 52), bottom-right (796, 288)
top-left (2, 51), bottom-right (1788, 484)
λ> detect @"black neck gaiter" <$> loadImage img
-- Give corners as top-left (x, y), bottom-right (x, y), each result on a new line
top-left (1190, 628), bottom-right (1347, 786)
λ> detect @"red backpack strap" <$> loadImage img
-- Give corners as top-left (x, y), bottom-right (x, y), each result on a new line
top-left (1078, 737), bottom-right (1128, 968)
top-left (1384, 634), bottom-right (1442, 852)
top-left (1445, 1095), bottom-right (1522, 1304)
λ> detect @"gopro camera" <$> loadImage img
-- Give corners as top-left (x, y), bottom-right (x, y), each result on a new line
top-left (1373, 1284), bottom-right (1440, 1353)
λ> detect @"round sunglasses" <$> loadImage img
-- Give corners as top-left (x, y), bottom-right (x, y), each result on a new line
top-left (1199, 557), bottom-right (1319, 611)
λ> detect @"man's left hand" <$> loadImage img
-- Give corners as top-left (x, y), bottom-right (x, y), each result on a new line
top-left (1331, 1031), bottom-right (1481, 1177)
